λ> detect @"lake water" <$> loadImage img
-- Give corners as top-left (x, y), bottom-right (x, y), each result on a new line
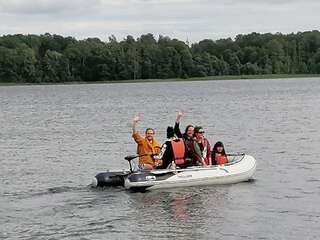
top-left (1, 78), bottom-right (320, 240)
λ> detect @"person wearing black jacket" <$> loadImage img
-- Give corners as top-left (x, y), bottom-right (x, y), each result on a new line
top-left (173, 111), bottom-right (194, 140)
top-left (156, 126), bottom-right (190, 169)
top-left (173, 111), bottom-right (194, 163)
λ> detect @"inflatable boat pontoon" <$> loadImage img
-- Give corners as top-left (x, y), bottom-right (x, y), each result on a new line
top-left (92, 153), bottom-right (256, 192)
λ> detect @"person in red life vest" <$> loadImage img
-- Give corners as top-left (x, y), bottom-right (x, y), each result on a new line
top-left (155, 126), bottom-right (190, 169)
top-left (189, 126), bottom-right (211, 166)
top-left (212, 141), bottom-right (228, 165)
top-left (132, 114), bottom-right (161, 170)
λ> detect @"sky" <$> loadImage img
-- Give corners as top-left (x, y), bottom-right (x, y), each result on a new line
top-left (0, 0), bottom-right (319, 43)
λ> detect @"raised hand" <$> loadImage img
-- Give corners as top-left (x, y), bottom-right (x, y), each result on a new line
top-left (176, 110), bottom-right (184, 123)
top-left (133, 113), bottom-right (140, 123)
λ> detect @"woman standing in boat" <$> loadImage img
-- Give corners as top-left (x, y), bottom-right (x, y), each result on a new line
top-left (212, 141), bottom-right (228, 165)
top-left (189, 126), bottom-right (212, 166)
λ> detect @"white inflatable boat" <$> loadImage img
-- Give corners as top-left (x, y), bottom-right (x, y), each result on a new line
top-left (93, 154), bottom-right (256, 192)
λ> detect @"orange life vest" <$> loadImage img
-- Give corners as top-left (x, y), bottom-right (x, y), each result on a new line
top-left (216, 155), bottom-right (228, 165)
top-left (171, 139), bottom-right (186, 165)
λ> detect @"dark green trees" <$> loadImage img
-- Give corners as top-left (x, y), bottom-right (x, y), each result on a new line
top-left (1, 30), bottom-right (320, 83)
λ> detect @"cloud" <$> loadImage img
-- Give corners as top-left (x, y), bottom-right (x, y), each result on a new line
top-left (0, 0), bottom-right (101, 15)
top-left (0, 0), bottom-right (319, 42)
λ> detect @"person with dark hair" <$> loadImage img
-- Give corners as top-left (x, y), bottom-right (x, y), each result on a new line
top-left (189, 126), bottom-right (211, 166)
top-left (132, 114), bottom-right (161, 170)
top-left (155, 126), bottom-right (190, 169)
top-left (173, 111), bottom-right (194, 161)
top-left (174, 111), bottom-right (194, 141)
top-left (212, 141), bottom-right (228, 165)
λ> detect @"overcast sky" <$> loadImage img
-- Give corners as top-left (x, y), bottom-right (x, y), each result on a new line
top-left (0, 0), bottom-right (319, 42)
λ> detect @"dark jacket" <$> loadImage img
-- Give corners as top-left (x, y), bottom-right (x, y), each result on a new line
top-left (156, 138), bottom-right (190, 169)
top-left (174, 122), bottom-right (193, 160)
top-left (188, 138), bottom-right (211, 165)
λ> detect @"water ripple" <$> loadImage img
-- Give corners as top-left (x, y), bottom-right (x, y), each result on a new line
top-left (1, 79), bottom-right (320, 240)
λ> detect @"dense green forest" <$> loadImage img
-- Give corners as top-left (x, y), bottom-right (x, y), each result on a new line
top-left (0, 30), bottom-right (320, 83)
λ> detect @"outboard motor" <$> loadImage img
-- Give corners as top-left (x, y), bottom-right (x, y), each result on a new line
top-left (92, 171), bottom-right (129, 187)
top-left (92, 154), bottom-right (148, 188)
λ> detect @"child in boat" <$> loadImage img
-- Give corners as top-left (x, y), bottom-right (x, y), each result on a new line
top-left (212, 141), bottom-right (228, 165)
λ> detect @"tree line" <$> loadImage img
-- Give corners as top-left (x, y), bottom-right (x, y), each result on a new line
top-left (0, 30), bottom-right (320, 83)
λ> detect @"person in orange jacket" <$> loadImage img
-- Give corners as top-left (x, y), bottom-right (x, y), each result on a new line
top-left (132, 114), bottom-right (161, 170)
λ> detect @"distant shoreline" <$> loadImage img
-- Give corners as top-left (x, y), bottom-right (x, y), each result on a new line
top-left (1, 74), bottom-right (320, 86)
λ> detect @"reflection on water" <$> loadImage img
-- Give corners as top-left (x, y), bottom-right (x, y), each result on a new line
top-left (170, 194), bottom-right (189, 221)
top-left (1, 78), bottom-right (320, 239)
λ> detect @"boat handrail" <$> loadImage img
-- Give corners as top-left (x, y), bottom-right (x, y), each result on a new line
top-left (150, 154), bottom-right (247, 174)
top-left (222, 153), bottom-right (246, 166)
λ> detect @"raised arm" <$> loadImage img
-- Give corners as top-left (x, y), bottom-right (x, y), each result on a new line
top-left (132, 113), bottom-right (144, 143)
top-left (174, 111), bottom-right (184, 138)
top-left (132, 113), bottom-right (140, 135)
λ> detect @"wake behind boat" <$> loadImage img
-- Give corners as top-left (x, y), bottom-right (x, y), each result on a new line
top-left (92, 153), bottom-right (256, 192)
